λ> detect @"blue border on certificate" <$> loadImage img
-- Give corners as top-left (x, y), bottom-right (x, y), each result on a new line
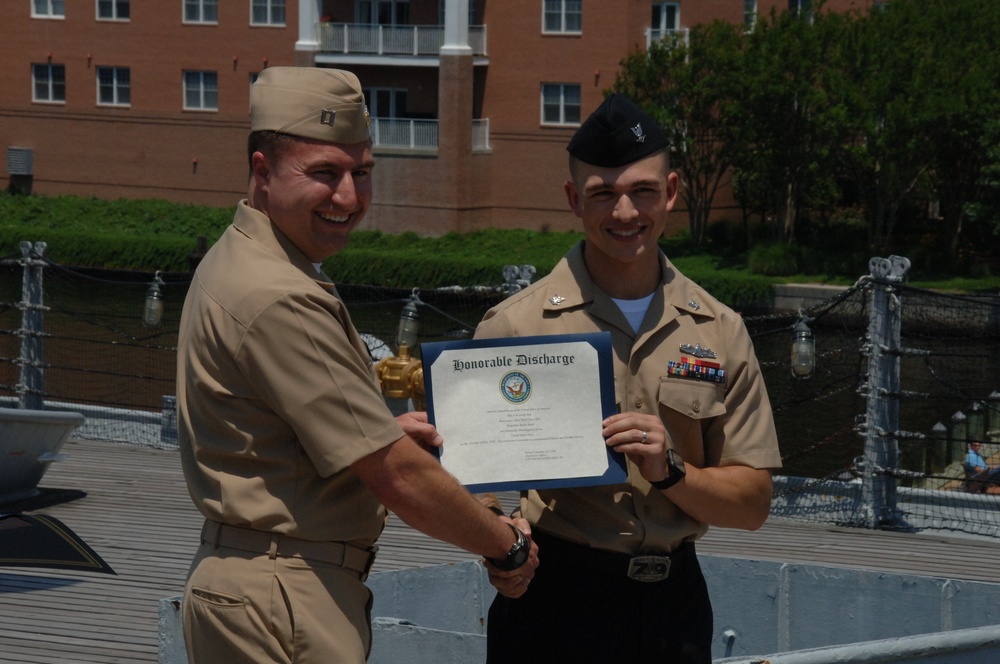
top-left (421, 332), bottom-right (625, 492)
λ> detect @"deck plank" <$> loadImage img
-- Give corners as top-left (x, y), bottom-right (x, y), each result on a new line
top-left (2, 438), bottom-right (999, 663)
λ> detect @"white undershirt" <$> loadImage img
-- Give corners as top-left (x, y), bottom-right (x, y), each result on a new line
top-left (612, 293), bottom-right (655, 333)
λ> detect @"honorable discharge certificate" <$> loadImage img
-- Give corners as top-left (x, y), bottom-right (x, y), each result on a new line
top-left (421, 332), bottom-right (624, 493)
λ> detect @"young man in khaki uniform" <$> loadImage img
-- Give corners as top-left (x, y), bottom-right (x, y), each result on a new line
top-left (177, 67), bottom-right (537, 663)
top-left (476, 94), bottom-right (781, 663)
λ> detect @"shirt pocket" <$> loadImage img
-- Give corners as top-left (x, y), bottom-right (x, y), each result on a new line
top-left (657, 378), bottom-right (726, 461)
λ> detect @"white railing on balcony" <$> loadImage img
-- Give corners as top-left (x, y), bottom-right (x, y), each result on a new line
top-left (318, 23), bottom-right (488, 56)
top-left (645, 27), bottom-right (690, 48)
top-left (369, 118), bottom-right (491, 152)
top-left (372, 118), bottom-right (438, 150)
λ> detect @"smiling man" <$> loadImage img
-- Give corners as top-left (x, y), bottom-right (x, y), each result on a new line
top-left (475, 94), bottom-right (781, 663)
top-left (176, 67), bottom-right (536, 663)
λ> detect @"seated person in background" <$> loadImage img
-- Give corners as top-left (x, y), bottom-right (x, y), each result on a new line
top-left (964, 441), bottom-right (1000, 493)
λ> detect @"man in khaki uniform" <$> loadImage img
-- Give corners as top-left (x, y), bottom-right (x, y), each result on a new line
top-left (177, 67), bottom-right (537, 663)
top-left (477, 94), bottom-right (781, 663)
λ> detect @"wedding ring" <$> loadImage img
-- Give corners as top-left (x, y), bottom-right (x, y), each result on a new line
top-left (641, 430), bottom-right (647, 443)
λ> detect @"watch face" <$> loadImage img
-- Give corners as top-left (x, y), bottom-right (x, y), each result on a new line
top-left (667, 448), bottom-right (685, 474)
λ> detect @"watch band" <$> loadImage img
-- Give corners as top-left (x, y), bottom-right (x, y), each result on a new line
top-left (488, 522), bottom-right (530, 571)
top-left (650, 471), bottom-right (683, 491)
top-left (650, 448), bottom-right (685, 490)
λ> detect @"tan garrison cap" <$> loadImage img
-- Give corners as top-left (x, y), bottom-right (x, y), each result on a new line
top-left (250, 67), bottom-right (371, 144)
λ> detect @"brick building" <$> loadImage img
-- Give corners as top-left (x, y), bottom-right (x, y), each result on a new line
top-left (2, 0), bottom-right (873, 236)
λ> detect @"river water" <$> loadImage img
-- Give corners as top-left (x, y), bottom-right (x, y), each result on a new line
top-left (2, 263), bottom-right (997, 481)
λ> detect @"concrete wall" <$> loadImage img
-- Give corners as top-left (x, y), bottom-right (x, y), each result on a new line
top-left (159, 554), bottom-right (1000, 664)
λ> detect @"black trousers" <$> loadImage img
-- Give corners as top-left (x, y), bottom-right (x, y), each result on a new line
top-left (486, 530), bottom-right (713, 664)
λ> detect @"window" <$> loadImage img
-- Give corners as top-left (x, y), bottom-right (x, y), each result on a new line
top-left (543, 0), bottom-right (581, 34)
top-left (438, 0), bottom-right (476, 25)
top-left (183, 71), bottom-right (218, 111)
top-left (744, 0), bottom-right (757, 28)
top-left (97, 66), bottom-right (130, 106)
top-left (184, 0), bottom-right (218, 23)
top-left (32, 0), bottom-right (64, 18)
top-left (788, 0), bottom-right (812, 19)
top-left (97, 0), bottom-right (129, 20)
top-left (651, 3), bottom-right (679, 40)
top-left (541, 83), bottom-right (580, 125)
top-left (251, 0), bottom-right (285, 26)
top-left (32, 63), bottom-right (66, 103)
top-left (360, 0), bottom-right (410, 25)
top-left (364, 87), bottom-right (408, 118)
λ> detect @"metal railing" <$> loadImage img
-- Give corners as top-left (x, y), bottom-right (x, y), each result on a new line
top-left (645, 27), bottom-right (690, 48)
top-left (318, 22), bottom-right (488, 56)
top-left (372, 118), bottom-right (438, 150)
top-left (370, 118), bottom-right (491, 152)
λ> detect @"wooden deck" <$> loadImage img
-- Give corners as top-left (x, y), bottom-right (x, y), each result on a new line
top-left (3, 438), bottom-right (1000, 663)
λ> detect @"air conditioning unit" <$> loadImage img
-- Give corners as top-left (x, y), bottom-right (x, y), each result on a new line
top-left (7, 147), bottom-right (34, 176)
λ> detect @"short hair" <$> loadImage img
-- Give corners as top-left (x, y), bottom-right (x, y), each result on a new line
top-left (247, 130), bottom-right (300, 173)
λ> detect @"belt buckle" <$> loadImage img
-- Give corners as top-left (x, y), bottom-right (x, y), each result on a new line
top-left (627, 555), bottom-right (671, 582)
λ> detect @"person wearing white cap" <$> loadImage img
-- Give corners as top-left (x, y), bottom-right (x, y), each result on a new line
top-left (475, 93), bottom-right (781, 663)
top-left (177, 67), bottom-right (537, 663)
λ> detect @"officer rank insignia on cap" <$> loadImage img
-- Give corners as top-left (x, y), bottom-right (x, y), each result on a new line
top-left (566, 93), bottom-right (669, 168)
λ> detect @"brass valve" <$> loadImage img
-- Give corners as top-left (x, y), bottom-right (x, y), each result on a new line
top-left (376, 343), bottom-right (426, 411)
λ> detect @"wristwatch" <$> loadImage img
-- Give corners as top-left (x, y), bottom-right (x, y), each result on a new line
top-left (650, 448), bottom-right (686, 490)
top-left (488, 523), bottom-right (531, 571)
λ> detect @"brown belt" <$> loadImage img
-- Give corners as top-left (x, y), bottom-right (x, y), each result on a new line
top-left (200, 520), bottom-right (378, 581)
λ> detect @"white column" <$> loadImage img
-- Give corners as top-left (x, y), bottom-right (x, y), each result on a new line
top-left (295, 0), bottom-right (321, 52)
top-left (441, 0), bottom-right (471, 56)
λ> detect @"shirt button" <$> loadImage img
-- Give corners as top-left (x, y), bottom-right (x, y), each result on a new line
top-left (692, 400), bottom-right (701, 413)
top-left (634, 398), bottom-right (643, 409)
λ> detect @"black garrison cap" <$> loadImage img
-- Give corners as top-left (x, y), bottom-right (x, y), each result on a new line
top-left (566, 93), bottom-right (669, 168)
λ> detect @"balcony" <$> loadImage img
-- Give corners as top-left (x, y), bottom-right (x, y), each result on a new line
top-left (318, 22), bottom-right (488, 57)
top-left (371, 118), bottom-right (491, 153)
top-left (645, 27), bottom-right (690, 48)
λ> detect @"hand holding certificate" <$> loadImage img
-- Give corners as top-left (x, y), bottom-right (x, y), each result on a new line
top-left (421, 332), bottom-right (625, 492)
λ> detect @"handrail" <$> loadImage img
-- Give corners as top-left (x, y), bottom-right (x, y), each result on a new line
top-left (318, 23), bottom-right (488, 56)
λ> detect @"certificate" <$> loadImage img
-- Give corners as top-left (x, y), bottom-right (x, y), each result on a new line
top-left (421, 332), bottom-right (625, 493)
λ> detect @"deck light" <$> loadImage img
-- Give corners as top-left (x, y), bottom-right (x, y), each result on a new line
top-left (395, 289), bottom-right (421, 352)
top-left (144, 271), bottom-right (165, 327)
top-left (791, 316), bottom-right (815, 379)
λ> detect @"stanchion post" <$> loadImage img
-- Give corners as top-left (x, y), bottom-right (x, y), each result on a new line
top-left (18, 241), bottom-right (47, 410)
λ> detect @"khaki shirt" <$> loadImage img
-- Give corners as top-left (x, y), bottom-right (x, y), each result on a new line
top-left (177, 201), bottom-right (403, 546)
top-left (475, 242), bottom-right (781, 554)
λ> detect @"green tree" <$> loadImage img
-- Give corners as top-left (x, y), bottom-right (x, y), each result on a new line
top-left (614, 21), bottom-right (749, 245)
top-left (919, 0), bottom-right (1000, 257)
top-left (732, 6), bottom-right (852, 243)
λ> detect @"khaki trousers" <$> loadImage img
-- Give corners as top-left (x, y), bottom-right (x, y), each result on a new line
top-left (183, 541), bottom-right (374, 663)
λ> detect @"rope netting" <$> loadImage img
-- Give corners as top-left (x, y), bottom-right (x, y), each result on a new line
top-left (2, 251), bottom-right (998, 538)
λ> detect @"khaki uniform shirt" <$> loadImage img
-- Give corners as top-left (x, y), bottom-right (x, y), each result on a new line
top-left (177, 201), bottom-right (403, 546)
top-left (475, 241), bottom-right (781, 554)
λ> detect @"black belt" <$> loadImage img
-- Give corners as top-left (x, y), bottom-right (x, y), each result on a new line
top-left (532, 529), bottom-right (695, 583)
top-left (200, 520), bottom-right (378, 581)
